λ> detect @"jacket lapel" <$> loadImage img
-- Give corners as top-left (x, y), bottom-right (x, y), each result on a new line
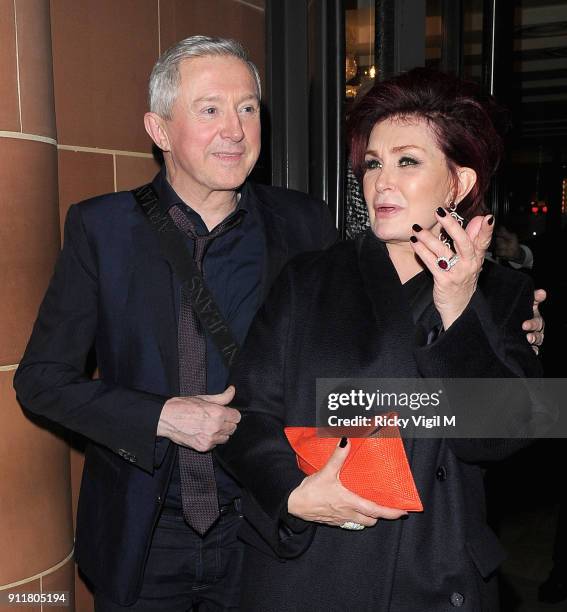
top-left (128, 212), bottom-right (179, 395)
top-left (245, 183), bottom-right (290, 302)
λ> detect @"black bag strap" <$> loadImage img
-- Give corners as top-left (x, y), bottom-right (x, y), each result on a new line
top-left (131, 183), bottom-right (239, 367)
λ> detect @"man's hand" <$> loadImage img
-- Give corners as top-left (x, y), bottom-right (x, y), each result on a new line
top-left (493, 226), bottom-right (523, 262)
top-left (157, 386), bottom-right (240, 451)
top-left (287, 439), bottom-right (407, 527)
top-left (523, 289), bottom-right (546, 354)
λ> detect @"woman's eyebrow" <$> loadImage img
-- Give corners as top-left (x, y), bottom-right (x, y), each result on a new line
top-left (365, 144), bottom-right (426, 156)
top-left (391, 144), bottom-right (426, 153)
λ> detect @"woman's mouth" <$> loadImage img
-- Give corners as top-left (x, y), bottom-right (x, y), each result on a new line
top-left (374, 205), bottom-right (401, 217)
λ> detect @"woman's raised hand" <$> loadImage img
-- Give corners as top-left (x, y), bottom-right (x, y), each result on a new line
top-left (410, 208), bottom-right (494, 329)
top-left (287, 439), bottom-right (407, 527)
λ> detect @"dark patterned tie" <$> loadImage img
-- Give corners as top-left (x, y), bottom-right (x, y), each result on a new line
top-left (169, 204), bottom-right (243, 535)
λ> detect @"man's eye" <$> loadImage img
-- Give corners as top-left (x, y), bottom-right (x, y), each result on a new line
top-left (399, 156), bottom-right (419, 167)
top-left (364, 159), bottom-right (381, 170)
top-left (203, 107), bottom-right (217, 115)
top-left (240, 105), bottom-right (258, 114)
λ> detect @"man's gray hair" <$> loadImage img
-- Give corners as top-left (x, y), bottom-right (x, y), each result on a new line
top-left (148, 35), bottom-right (261, 119)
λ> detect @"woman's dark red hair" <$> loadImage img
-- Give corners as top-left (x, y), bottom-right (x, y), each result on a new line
top-left (348, 67), bottom-right (507, 220)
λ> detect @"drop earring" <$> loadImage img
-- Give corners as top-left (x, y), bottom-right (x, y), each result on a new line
top-left (448, 201), bottom-right (464, 226)
top-left (439, 202), bottom-right (464, 249)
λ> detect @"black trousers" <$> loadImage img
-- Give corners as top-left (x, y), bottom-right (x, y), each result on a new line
top-left (95, 502), bottom-right (244, 611)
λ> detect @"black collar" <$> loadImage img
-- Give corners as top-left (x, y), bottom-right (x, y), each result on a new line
top-left (151, 167), bottom-right (250, 217)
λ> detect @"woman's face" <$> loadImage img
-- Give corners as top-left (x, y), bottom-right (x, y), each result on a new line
top-left (362, 116), bottom-right (456, 248)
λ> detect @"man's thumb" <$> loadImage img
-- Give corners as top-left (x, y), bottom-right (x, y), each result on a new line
top-left (207, 385), bottom-right (236, 404)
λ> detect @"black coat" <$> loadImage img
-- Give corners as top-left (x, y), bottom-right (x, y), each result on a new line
top-left (13, 177), bottom-right (337, 606)
top-left (217, 231), bottom-right (542, 612)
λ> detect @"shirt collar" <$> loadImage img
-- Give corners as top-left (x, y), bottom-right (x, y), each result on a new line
top-left (151, 165), bottom-right (251, 216)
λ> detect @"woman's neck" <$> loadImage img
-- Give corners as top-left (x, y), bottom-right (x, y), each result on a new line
top-left (386, 242), bottom-right (425, 284)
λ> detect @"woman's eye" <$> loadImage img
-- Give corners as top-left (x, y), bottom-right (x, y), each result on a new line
top-left (399, 156), bottom-right (419, 167)
top-left (364, 159), bottom-right (381, 170)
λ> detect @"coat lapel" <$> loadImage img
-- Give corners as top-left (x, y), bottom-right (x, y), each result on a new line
top-left (245, 184), bottom-right (290, 302)
top-left (356, 231), bottom-right (419, 374)
top-left (355, 230), bottom-right (421, 460)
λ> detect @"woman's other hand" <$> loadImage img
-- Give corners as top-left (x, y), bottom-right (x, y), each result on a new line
top-left (411, 210), bottom-right (494, 329)
top-left (287, 438), bottom-right (407, 527)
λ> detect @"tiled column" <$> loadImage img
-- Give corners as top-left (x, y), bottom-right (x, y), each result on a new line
top-left (0, 1), bottom-right (74, 610)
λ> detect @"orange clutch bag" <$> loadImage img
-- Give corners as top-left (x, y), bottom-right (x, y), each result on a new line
top-left (284, 426), bottom-right (423, 512)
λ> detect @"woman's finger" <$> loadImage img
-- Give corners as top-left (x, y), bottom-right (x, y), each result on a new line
top-left (411, 224), bottom-right (453, 260)
top-left (471, 215), bottom-right (495, 259)
top-left (434, 207), bottom-right (475, 260)
top-left (328, 512), bottom-right (378, 528)
top-left (410, 236), bottom-right (448, 277)
top-left (464, 215), bottom-right (484, 243)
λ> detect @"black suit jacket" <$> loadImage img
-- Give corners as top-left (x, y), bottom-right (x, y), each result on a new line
top-left (217, 232), bottom-right (543, 611)
top-left (14, 177), bottom-right (337, 605)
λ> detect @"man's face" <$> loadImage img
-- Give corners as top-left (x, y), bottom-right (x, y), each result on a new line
top-left (160, 55), bottom-right (261, 201)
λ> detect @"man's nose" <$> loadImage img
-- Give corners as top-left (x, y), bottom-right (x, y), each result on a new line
top-left (220, 110), bottom-right (244, 141)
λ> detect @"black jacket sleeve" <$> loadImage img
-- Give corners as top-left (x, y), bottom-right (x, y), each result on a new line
top-left (414, 271), bottom-right (545, 462)
top-left (13, 204), bottom-right (168, 473)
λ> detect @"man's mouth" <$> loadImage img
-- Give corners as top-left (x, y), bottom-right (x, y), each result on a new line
top-left (213, 152), bottom-right (244, 161)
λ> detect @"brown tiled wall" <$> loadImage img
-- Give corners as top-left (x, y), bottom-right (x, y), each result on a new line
top-left (48, 1), bottom-right (265, 610)
top-left (0, 1), bottom-right (20, 131)
top-left (0, 1), bottom-right (74, 610)
top-left (0, 139), bottom-right (59, 364)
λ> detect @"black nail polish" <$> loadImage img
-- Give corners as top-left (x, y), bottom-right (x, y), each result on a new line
top-left (339, 437), bottom-right (348, 448)
top-left (412, 223), bottom-right (422, 232)
top-left (410, 236), bottom-right (418, 243)
top-left (436, 207), bottom-right (447, 217)
top-left (487, 215), bottom-right (494, 225)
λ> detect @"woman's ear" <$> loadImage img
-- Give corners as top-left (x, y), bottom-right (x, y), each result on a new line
top-left (453, 167), bottom-right (477, 204)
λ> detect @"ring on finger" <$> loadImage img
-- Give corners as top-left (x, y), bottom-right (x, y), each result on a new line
top-left (436, 254), bottom-right (459, 271)
top-left (340, 521), bottom-right (365, 530)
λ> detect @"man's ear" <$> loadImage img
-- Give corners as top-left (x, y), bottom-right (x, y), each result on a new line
top-left (453, 166), bottom-right (477, 205)
top-left (144, 112), bottom-right (171, 152)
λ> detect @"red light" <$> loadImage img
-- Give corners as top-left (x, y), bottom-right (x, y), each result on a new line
top-left (542, 206), bottom-right (548, 213)
top-left (531, 206), bottom-right (539, 214)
